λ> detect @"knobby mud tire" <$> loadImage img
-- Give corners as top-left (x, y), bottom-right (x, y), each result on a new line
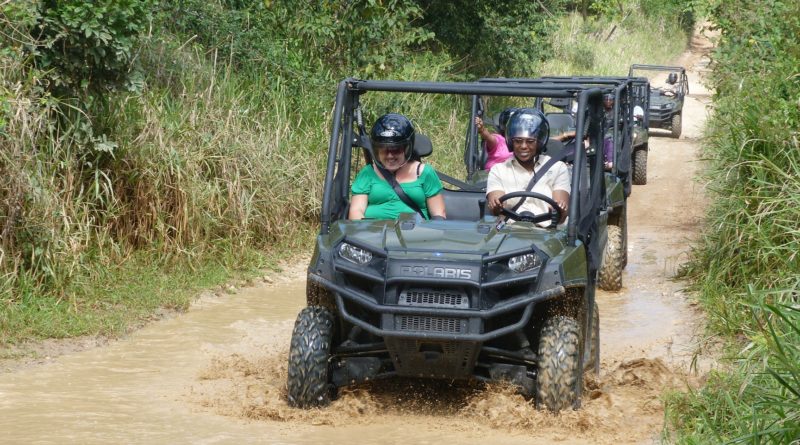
top-left (670, 114), bottom-right (682, 139)
top-left (632, 148), bottom-right (648, 185)
top-left (536, 315), bottom-right (581, 412)
top-left (599, 225), bottom-right (624, 291)
top-left (584, 303), bottom-right (600, 375)
top-left (287, 306), bottom-right (336, 408)
top-left (618, 205), bottom-right (629, 268)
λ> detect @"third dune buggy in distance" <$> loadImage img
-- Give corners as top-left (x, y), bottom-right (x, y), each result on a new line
top-left (629, 64), bottom-right (688, 139)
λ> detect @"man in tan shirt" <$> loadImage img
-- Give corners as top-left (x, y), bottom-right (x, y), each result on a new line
top-left (486, 108), bottom-right (571, 226)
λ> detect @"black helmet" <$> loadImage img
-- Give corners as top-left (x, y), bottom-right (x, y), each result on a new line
top-left (497, 107), bottom-right (518, 135)
top-left (370, 113), bottom-right (415, 160)
top-left (505, 108), bottom-right (549, 151)
top-left (667, 72), bottom-right (678, 84)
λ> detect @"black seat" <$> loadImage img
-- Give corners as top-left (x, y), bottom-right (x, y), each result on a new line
top-left (412, 134), bottom-right (433, 160)
top-left (546, 113), bottom-right (575, 137)
top-left (441, 189), bottom-right (485, 221)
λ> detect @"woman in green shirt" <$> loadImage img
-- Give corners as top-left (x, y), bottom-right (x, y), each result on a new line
top-left (348, 114), bottom-right (446, 220)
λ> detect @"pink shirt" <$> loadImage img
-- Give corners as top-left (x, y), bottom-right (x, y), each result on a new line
top-left (484, 134), bottom-right (514, 171)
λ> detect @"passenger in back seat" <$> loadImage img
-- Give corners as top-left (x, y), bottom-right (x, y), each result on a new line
top-left (486, 109), bottom-right (571, 227)
top-left (475, 107), bottom-right (516, 171)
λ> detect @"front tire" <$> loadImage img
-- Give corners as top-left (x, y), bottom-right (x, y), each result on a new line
top-left (670, 114), bottom-right (682, 138)
top-left (287, 306), bottom-right (336, 408)
top-left (598, 225), bottom-right (624, 291)
top-left (584, 303), bottom-right (600, 375)
top-left (632, 148), bottom-right (648, 185)
top-left (536, 315), bottom-right (581, 412)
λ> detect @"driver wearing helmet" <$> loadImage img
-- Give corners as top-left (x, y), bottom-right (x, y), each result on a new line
top-left (486, 109), bottom-right (570, 226)
top-left (349, 113), bottom-right (446, 220)
top-left (666, 72), bottom-right (678, 85)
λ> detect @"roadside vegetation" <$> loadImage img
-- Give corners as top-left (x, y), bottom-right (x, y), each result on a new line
top-left (0, 0), bottom-right (691, 345)
top-left (664, 0), bottom-right (800, 443)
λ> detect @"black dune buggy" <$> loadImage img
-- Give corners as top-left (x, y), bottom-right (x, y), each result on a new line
top-left (538, 76), bottom-right (651, 186)
top-left (287, 79), bottom-right (609, 412)
top-left (629, 64), bottom-right (688, 138)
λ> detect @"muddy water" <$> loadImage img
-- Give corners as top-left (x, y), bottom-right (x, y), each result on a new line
top-left (0, 32), bottom-right (714, 445)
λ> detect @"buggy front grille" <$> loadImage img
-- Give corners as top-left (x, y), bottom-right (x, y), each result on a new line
top-left (399, 288), bottom-right (469, 309)
top-left (397, 315), bottom-right (464, 333)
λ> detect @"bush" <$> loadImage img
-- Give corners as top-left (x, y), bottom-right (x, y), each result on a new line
top-left (416, 0), bottom-right (563, 76)
top-left (32, 0), bottom-right (154, 97)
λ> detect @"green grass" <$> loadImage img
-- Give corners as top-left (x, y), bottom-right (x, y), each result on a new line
top-left (663, 0), bottom-right (800, 441)
top-left (0, 242), bottom-right (282, 345)
top-left (540, 11), bottom-right (689, 76)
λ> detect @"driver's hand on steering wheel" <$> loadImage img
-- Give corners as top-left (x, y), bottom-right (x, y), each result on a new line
top-left (550, 191), bottom-right (569, 223)
top-left (486, 190), bottom-right (505, 216)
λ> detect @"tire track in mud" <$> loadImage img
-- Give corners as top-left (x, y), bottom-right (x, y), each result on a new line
top-left (187, 29), bottom-right (715, 445)
top-left (188, 320), bottom-right (693, 444)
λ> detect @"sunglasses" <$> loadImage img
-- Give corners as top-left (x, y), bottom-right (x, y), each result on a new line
top-left (376, 145), bottom-right (406, 154)
top-left (511, 138), bottom-right (539, 147)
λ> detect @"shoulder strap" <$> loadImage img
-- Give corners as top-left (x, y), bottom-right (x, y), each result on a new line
top-left (510, 149), bottom-right (573, 213)
top-left (374, 163), bottom-right (426, 219)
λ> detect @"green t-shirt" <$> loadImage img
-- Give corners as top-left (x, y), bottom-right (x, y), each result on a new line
top-left (351, 164), bottom-right (443, 220)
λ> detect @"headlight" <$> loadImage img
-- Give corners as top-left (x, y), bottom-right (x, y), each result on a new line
top-left (339, 243), bottom-right (373, 265)
top-left (508, 253), bottom-right (542, 273)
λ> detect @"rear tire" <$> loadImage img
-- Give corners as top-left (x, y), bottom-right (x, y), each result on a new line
top-left (632, 148), bottom-right (648, 185)
top-left (287, 306), bottom-right (336, 408)
top-left (619, 206), bottom-right (628, 268)
top-left (536, 315), bottom-right (581, 412)
top-left (598, 225), bottom-right (624, 291)
top-left (670, 114), bottom-right (682, 138)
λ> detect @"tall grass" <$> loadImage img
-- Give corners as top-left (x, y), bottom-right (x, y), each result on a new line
top-left (541, 10), bottom-right (689, 76)
top-left (664, 0), bottom-right (800, 441)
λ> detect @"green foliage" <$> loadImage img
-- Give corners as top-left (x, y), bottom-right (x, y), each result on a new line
top-left (32, 0), bottom-right (154, 96)
top-left (639, 0), bottom-right (694, 33)
top-left (160, 0), bottom-right (433, 79)
top-left (416, 0), bottom-right (564, 76)
top-left (666, 0), bottom-right (800, 442)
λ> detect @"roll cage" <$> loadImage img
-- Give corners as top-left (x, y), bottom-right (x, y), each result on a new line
top-left (628, 64), bottom-right (689, 97)
top-left (319, 79), bottom-right (607, 247)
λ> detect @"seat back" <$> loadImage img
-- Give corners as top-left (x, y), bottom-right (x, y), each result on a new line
top-left (441, 189), bottom-right (485, 221)
top-left (546, 113), bottom-right (575, 137)
top-left (412, 134), bottom-right (433, 160)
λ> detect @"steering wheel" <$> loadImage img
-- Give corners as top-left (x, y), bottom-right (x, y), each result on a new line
top-left (499, 191), bottom-right (563, 226)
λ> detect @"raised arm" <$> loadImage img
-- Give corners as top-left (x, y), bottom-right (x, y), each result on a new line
top-left (475, 116), bottom-right (501, 152)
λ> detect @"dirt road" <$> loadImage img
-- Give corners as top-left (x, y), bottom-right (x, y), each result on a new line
top-left (0, 33), bottom-right (714, 445)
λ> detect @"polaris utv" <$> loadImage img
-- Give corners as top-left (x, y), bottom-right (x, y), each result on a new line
top-left (628, 64), bottom-right (688, 138)
top-left (287, 80), bottom-right (607, 413)
top-left (538, 76), bottom-right (650, 186)
top-left (477, 76), bottom-right (645, 291)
